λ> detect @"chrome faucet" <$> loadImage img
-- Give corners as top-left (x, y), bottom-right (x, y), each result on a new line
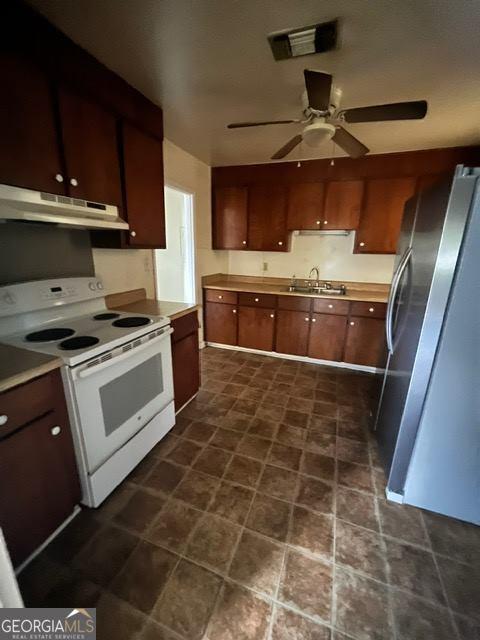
top-left (308, 266), bottom-right (320, 285)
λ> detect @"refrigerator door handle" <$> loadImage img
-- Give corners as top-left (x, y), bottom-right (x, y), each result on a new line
top-left (386, 247), bottom-right (412, 353)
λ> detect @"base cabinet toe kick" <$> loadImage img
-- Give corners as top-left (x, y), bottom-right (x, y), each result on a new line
top-left (203, 289), bottom-right (387, 370)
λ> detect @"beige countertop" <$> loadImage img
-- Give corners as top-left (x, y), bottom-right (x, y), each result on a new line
top-left (0, 344), bottom-right (62, 394)
top-left (202, 278), bottom-right (389, 303)
top-left (107, 292), bottom-right (198, 321)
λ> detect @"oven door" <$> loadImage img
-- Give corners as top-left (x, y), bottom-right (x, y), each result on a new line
top-left (69, 327), bottom-right (174, 473)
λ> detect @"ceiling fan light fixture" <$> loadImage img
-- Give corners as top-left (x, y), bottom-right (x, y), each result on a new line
top-left (302, 121), bottom-right (335, 147)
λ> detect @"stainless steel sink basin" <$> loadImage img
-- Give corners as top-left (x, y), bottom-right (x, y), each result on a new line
top-left (287, 283), bottom-right (347, 295)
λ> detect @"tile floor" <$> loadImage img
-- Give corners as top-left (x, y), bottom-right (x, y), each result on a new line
top-left (19, 347), bottom-right (480, 640)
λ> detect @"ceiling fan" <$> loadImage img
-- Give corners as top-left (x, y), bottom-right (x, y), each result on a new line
top-left (227, 70), bottom-right (428, 160)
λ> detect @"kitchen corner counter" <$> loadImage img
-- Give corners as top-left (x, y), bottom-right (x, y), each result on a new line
top-left (0, 344), bottom-right (62, 394)
top-left (202, 277), bottom-right (390, 303)
top-left (107, 291), bottom-right (198, 321)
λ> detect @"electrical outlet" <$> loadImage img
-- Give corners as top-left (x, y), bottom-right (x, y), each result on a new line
top-left (262, 262), bottom-right (268, 272)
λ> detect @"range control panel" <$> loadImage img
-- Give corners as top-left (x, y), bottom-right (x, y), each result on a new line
top-left (0, 277), bottom-right (105, 317)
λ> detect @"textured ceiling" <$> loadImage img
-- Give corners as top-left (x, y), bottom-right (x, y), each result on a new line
top-left (29, 0), bottom-right (480, 166)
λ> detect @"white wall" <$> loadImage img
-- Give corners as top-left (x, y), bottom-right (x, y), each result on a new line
top-left (92, 248), bottom-right (155, 296)
top-left (227, 232), bottom-right (395, 283)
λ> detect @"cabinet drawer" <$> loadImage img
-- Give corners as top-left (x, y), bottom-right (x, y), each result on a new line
top-left (312, 298), bottom-right (350, 315)
top-left (238, 292), bottom-right (276, 309)
top-left (171, 310), bottom-right (199, 343)
top-left (205, 289), bottom-right (238, 305)
top-left (0, 371), bottom-right (58, 439)
top-left (350, 301), bottom-right (387, 318)
top-left (277, 296), bottom-right (311, 312)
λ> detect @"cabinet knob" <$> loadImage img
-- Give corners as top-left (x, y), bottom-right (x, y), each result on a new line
top-left (130, 230), bottom-right (137, 238)
top-left (232, 309), bottom-right (237, 314)
top-left (218, 295), bottom-right (223, 299)
top-left (254, 298), bottom-right (259, 302)
top-left (323, 220), bottom-right (328, 225)
top-left (51, 426), bottom-right (61, 436)
top-left (242, 240), bottom-right (247, 245)
top-left (328, 304), bottom-right (333, 309)
top-left (69, 177), bottom-right (78, 187)
top-left (270, 313), bottom-right (275, 318)
top-left (54, 173), bottom-right (64, 183)
top-left (278, 241), bottom-right (283, 246)
top-left (359, 242), bottom-right (365, 247)
top-left (0, 415), bottom-right (8, 426)
top-left (369, 307), bottom-right (374, 313)
top-left (350, 321), bottom-right (355, 326)
top-left (311, 318), bottom-right (316, 322)
top-left (304, 317), bottom-right (310, 322)
top-left (316, 220), bottom-right (321, 225)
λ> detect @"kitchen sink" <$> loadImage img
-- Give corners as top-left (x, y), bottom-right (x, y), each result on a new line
top-left (287, 283), bottom-right (347, 295)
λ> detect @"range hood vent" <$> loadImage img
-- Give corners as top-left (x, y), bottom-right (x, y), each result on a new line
top-left (0, 184), bottom-right (129, 231)
top-left (295, 230), bottom-right (351, 237)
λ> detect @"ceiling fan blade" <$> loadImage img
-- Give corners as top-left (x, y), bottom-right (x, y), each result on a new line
top-left (332, 126), bottom-right (369, 158)
top-left (342, 100), bottom-right (428, 123)
top-left (271, 134), bottom-right (303, 160)
top-left (227, 119), bottom-right (300, 129)
top-left (304, 69), bottom-right (332, 111)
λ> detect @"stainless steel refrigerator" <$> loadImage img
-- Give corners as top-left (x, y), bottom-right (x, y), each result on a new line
top-left (375, 165), bottom-right (480, 525)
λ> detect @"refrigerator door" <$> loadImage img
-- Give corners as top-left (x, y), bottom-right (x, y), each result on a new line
top-left (376, 170), bottom-right (476, 495)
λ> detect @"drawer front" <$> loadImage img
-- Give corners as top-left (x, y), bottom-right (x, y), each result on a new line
top-left (312, 298), bottom-right (350, 315)
top-left (0, 370), bottom-right (58, 439)
top-left (205, 289), bottom-right (238, 305)
top-left (171, 310), bottom-right (199, 343)
top-left (350, 301), bottom-right (387, 318)
top-left (277, 295), bottom-right (311, 312)
top-left (238, 292), bottom-right (277, 309)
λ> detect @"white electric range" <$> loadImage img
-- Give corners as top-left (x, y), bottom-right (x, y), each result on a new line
top-left (0, 277), bottom-right (175, 507)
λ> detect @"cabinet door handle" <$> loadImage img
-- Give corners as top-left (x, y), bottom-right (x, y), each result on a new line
top-left (51, 426), bottom-right (61, 436)
top-left (270, 313), bottom-right (275, 318)
top-left (369, 307), bottom-right (374, 313)
top-left (350, 321), bottom-right (355, 326)
top-left (69, 177), bottom-right (78, 187)
top-left (218, 295), bottom-right (223, 299)
top-left (0, 415), bottom-right (8, 426)
top-left (242, 240), bottom-right (247, 245)
top-left (55, 173), bottom-right (64, 183)
top-left (311, 318), bottom-right (316, 322)
top-left (232, 309), bottom-right (237, 314)
top-left (254, 298), bottom-right (259, 302)
top-left (130, 230), bottom-right (137, 238)
top-left (328, 304), bottom-right (333, 309)
top-left (323, 220), bottom-right (328, 224)
top-left (304, 317), bottom-right (310, 322)
top-left (278, 241), bottom-right (283, 246)
top-left (359, 242), bottom-right (365, 247)
top-left (316, 220), bottom-right (321, 225)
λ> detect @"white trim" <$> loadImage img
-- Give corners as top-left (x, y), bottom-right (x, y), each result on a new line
top-left (15, 506), bottom-right (81, 576)
top-left (205, 342), bottom-right (382, 373)
top-left (0, 529), bottom-right (23, 606)
top-left (386, 489), bottom-right (404, 504)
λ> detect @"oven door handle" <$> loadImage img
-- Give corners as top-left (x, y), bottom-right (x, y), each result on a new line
top-left (77, 327), bottom-right (173, 379)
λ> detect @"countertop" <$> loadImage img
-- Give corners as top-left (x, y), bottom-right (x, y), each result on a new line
top-left (108, 294), bottom-right (198, 321)
top-left (0, 344), bottom-right (62, 394)
top-left (202, 279), bottom-right (389, 303)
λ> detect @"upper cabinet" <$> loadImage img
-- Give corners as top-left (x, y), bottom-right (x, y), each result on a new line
top-left (323, 180), bottom-right (364, 230)
top-left (58, 88), bottom-right (122, 206)
top-left (248, 184), bottom-right (289, 251)
top-left (0, 55), bottom-right (65, 194)
top-left (213, 186), bottom-right (248, 249)
top-left (122, 123), bottom-right (166, 248)
top-left (287, 183), bottom-right (325, 230)
top-left (355, 177), bottom-right (416, 254)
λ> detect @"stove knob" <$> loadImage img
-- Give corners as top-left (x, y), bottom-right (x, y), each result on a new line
top-left (88, 282), bottom-right (96, 291)
top-left (96, 281), bottom-right (104, 290)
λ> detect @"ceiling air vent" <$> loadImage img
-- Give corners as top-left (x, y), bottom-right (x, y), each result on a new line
top-left (268, 19), bottom-right (338, 61)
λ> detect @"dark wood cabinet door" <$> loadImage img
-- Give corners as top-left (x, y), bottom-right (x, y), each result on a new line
top-left (172, 333), bottom-right (200, 411)
top-left (205, 302), bottom-right (238, 345)
top-left (122, 123), bottom-right (166, 248)
top-left (248, 184), bottom-right (288, 251)
top-left (287, 183), bottom-right (324, 230)
top-left (355, 177), bottom-right (416, 254)
top-left (0, 55), bottom-right (65, 194)
top-left (275, 309), bottom-right (310, 356)
top-left (58, 88), bottom-right (122, 206)
top-left (213, 187), bottom-right (248, 249)
top-left (308, 313), bottom-right (347, 361)
top-left (0, 408), bottom-right (80, 566)
top-left (238, 306), bottom-right (275, 351)
top-left (323, 180), bottom-right (363, 230)
top-left (344, 316), bottom-right (386, 367)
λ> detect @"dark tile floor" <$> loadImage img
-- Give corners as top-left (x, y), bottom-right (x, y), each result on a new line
top-left (19, 347), bottom-right (480, 640)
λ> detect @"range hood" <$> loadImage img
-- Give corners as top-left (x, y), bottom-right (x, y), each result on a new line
top-left (0, 184), bottom-right (129, 231)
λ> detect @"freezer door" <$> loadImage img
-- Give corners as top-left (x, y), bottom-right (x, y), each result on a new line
top-left (375, 173), bottom-right (473, 494)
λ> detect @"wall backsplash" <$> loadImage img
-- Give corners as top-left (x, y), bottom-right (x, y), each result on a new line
top-left (92, 248), bottom-right (155, 297)
top-left (227, 232), bottom-right (395, 283)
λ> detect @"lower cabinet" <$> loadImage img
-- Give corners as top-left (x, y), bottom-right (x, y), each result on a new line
top-left (205, 301), bottom-right (238, 345)
top-left (307, 313), bottom-right (347, 361)
top-left (238, 306), bottom-right (275, 351)
top-left (0, 370), bottom-right (80, 567)
top-left (171, 311), bottom-right (200, 411)
top-left (344, 316), bottom-right (386, 367)
top-left (275, 309), bottom-right (310, 356)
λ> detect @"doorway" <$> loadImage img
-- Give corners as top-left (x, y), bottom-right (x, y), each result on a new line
top-left (155, 185), bottom-right (195, 303)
